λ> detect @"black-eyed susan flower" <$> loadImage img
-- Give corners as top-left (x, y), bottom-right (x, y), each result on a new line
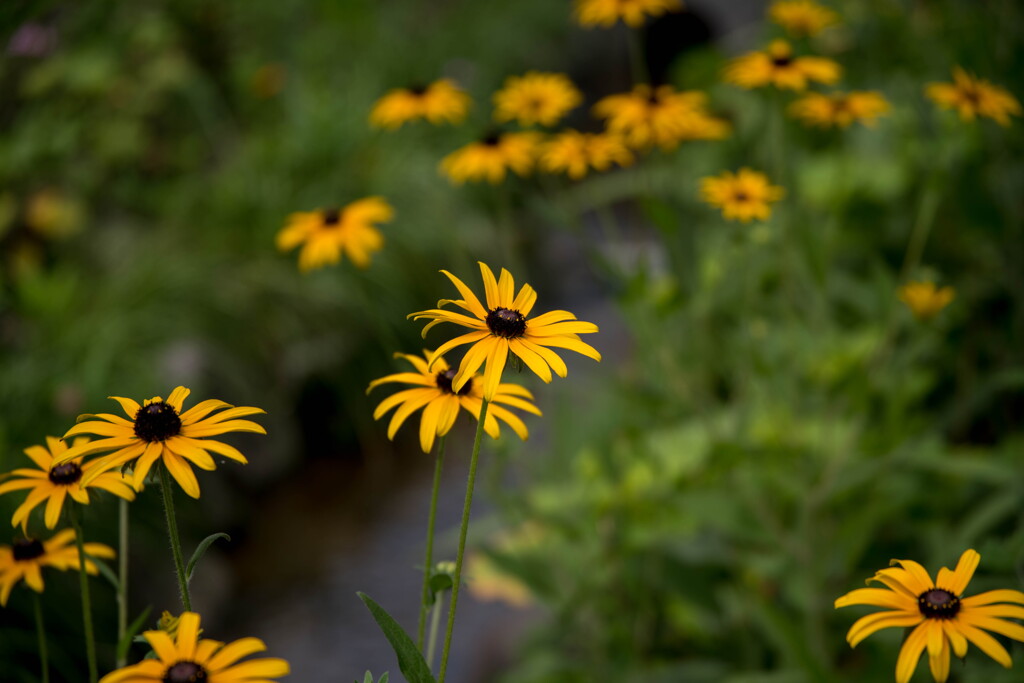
top-left (369, 79), bottom-right (471, 129)
top-left (367, 350), bottom-right (541, 453)
top-left (724, 39), bottom-right (841, 91)
top-left (926, 67), bottom-right (1021, 126)
top-left (0, 436), bottom-right (135, 530)
top-left (899, 282), bottom-right (954, 320)
top-left (0, 530), bottom-right (114, 606)
top-left (835, 549), bottom-right (1024, 683)
top-left (700, 168), bottom-right (784, 222)
top-left (540, 130), bottom-right (634, 179)
top-left (99, 611), bottom-right (290, 683)
top-left (574, 0), bottom-right (683, 28)
top-left (769, 0), bottom-right (839, 37)
top-left (593, 85), bottom-right (729, 151)
top-left (409, 262), bottom-right (601, 400)
top-left (59, 386), bottom-right (266, 500)
top-left (789, 90), bottom-right (890, 128)
top-left (276, 197), bottom-right (393, 272)
top-left (440, 131), bottom-right (541, 185)
top-left (493, 72), bottom-right (583, 127)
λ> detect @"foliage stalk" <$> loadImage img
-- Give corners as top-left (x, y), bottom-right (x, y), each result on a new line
top-left (117, 497), bottom-right (129, 667)
top-left (417, 436), bottom-right (447, 650)
top-left (158, 464), bottom-right (192, 611)
top-left (70, 509), bottom-right (98, 683)
top-left (34, 592), bottom-right (50, 683)
top-left (426, 588), bottom-right (446, 671)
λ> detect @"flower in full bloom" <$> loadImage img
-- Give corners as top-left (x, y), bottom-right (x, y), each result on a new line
top-left (789, 91), bottom-right (890, 128)
top-left (926, 68), bottom-right (1021, 126)
top-left (410, 262), bottom-right (601, 400)
top-left (593, 85), bottom-right (729, 150)
top-left (276, 197), bottom-right (393, 272)
top-left (368, 350), bottom-right (541, 452)
top-left (59, 387), bottom-right (266, 499)
top-left (99, 611), bottom-right (290, 682)
top-left (574, 0), bottom-right (684, 28)
top-left (700, 168), bottom-right (784, 222)
top-left (724, 40), bottom-right (841, 91)
top-left (440, 131), bottom-right (541, 185)
top-left (835, 549), bottom-right (1024, 683)
top-left (369, 79), bottom-right (471, 129)
top-left (0, 530), bottom-right (114, 606)
top-left (493, 72), bottom-right (582, 127)
top-left (0, 436), bottom-right (135, 530)
top-left (539, 130), bottom-right (634, 179)
top-left (769, 0), bottom-right (839, 37)
top-left (899, 282), bottom-right (954, 320)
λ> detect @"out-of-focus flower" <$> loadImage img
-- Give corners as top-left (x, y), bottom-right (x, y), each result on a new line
top-left (440, 132), bottom-right (541, 185)
top-left (724, 40), bottom-right (841, 91)
top-left (0, 530), bottom-right (114, 606)
top-left (926, 68), bottom-right (1021, 126)
top-left (369, 79), bottom-right (471, 129)
top-left (700, 168), bottom-right (784, 222)
top-left (277, 197), bottom-right (393, 271)
top-left (574, 0), bottom-right (684, 28)
top-left (769, 0), bottom-right (839, 37)
top-left (539, 130), bottom-right (634, 179)
top-left (467, 553), bottom-right (534, 608)
top-left (593, 85), bottom-right (729, 150)
top-left (899, 282), bottom-right (954, 320)
top-left (789, 91), bottom-right (890, 128)
top-left (493, 72), bottom-right (582, 127)
top-left (25, 189), bottom-right (83, 240)
top-left (251, 63), bottom-right (287, 99)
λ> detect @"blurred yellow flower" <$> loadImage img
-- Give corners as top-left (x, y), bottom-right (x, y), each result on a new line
top-left (0, 530), bottom-right (114, 606)
top-left (251, 63), bottom-right (286, 99)
top-left (25, 189), bottom-right (82, 239)
top-left (926, 67), bottom-right (1021, 126)
top-left (789, 91), bottom-right (890, 128)
top-left (467, 552), bottom-right (534, 608)
top-left (539, 130), bottom-right (634, 179)
top-left (574, 0), bottom-right (683, 28)
top-left (276, 197), bottom-right (393, 272)
top-left (769, 0), bottom-right (839, 37)
top-left (700, 168), bottom-right (784, 222)
top-left (440, 131), bottom-right (541, 185)
top-left (593, 85), bottom-right (729, 150)
top-left (493, 72), bottom-right (582, 127)
top-left (724, 40), bottom-right (841, 91)
top-left (369, 79), bottom-right (471, 129)
top-left (899, 282), bottom-right (954, 320)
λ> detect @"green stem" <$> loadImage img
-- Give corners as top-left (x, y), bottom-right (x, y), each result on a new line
top-left (33, 593), bottom-right (49, 683)
top-left (116, 497), bottom-right (129, 667)
top-left (70, 510), bottom-right (98, 683)
top-left (900, 178), bottom-right (942, 281)
top-left (426, 588), bottom-right (446, 671)
top-left (158, 465), bottom-right (192, 612)
top-left (416, 436), bottom-right (447, 650)
top-left (625, 27), bottom-right (649, 86)
top-left (437, 398), bottom-right (490, 683)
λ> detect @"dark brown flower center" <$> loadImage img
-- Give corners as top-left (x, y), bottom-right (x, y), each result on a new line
top-left (322, 208), bottom-right (342, 225)
top-left (485, 307), bottom-right (527, 338)
top-left (436, 368), bottom-right (473, 396)
top-left (48, 461), bottom-right (83, 485)
top-left (408, 84), bottom-right (428, 96)
top-left (13, 538), bottom-right (44, 562)
top-left (481, 133), bottom-right (502, 146)
top-left (164, 661), bottom-right (207, 683)
top-left (772, 55), bottom-right (793, 67)
top-left (918, 588), bottom-right (961, 619)
top-left (134, 401), bottom-right (182, 442)
top-left (733, 191), bottom-right (750, 202)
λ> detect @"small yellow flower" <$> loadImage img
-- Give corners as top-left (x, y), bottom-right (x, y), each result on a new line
top-left (593, 85), bottom-right (729, 150)
top-left (789, 91), bottom-right (890, 128)
top-left (276, 197), bottom-right (393, 272)
top-left (467, 552), bottom-right (534, 608)
top-left (899, 282), bottom-right (954, 320)
top-left (926, 67), bottom-right (1021, 126)
top-left (539, 130), bottom-right (634, 179)
top-left (724, 39), bottom-right (841, 91)
top-left (369, 79), bottom-right (471, 129)
top-left (0, 529), bottom-right (114, 606)
top-left (700, 168), bottom-right (784, 222)
top-left (440, 131), bottom-right (541, 185)
top-left (574, 0), bottom-right (684, 28)
top-left (493, 72), bottom-right (582, 127)
top-left (25, 189), bottom-right (82, 239)
top-left (769, 0), bottom-right (839, 37)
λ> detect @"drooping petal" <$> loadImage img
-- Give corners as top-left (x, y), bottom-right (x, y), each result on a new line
top-left (205, 636), bottom-right (267, 671)
top-left (428, 331), bottom-right (491, 369)
top-left (179, 399), bottom-right (234, 425)
top-left (181, 420), bottom-right (267, 438)
top-left (834, 588), bottom-right (917, 611)
top-left (846, 611), bottom-right (922, 648)
top-left (895, 622), bottom-right (929, 683)
top-left (928, 632), bottom-right (950, 683)
top-left (418, 398), bottom-right (445, 453)
top-left (480, 337), bottom-right (510, 401)
top-left (962, 614), bottom-right (1024, 643)
top-left (43, 487), bottom-right (68, 529)
top-left (962, 589), bottom-right (1024, 607)
top-left (164, 454), bottom-right (201, 499)
top-left (508, 339), bottom-right (553, 383)
top-left (941, 620), bottom-right (968, 658)
top-left (957, 620), bottom-right (1012, 667)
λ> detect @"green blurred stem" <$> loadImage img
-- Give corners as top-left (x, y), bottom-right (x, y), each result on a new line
top-left (900, 179), bottom-right (942, 281)
top-left (416, 436), bottom-right (447, 651)
top-left (625, 28), bottom-right (648, 86)
top-left (426, 588), bottom-right (446, 671)
top-left (158, 465), bottom-right (192, 612)
top-left (70, 509), bottom-right (98, 683)
top-left (116, 497), bottom-right (129, 667)
top-left (34, 593), bottom-right (49, 683)
top-left (437, 398), bottom-right (490, 683)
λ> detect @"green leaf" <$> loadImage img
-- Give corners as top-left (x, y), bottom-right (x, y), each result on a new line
top-left (378, 674), bottom-right (389, 683)
top-left (186, 532), bottom-right (230, 585)
top-left (357, 592), bottom-right (436, 683)
top-left (116, 606), bottom-right (152, 664)
top-left (84, 551), bottom-right (119, 591)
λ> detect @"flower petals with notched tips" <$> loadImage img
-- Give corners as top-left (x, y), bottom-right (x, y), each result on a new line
top-left (276, 197), bottom-right (393, 272)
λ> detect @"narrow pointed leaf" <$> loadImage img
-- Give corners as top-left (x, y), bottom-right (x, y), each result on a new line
top-left (117, 606), bottom-right (153, 663)
top-left (186, 532), bottom-right (231, 584)
top-left (358, 592), bottom-right (437, 683)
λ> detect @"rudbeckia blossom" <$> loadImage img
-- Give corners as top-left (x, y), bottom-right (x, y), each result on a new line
top-left (593, 85), bottom-right (730, 150)
top-left (99, 611), bottom-right (290, 683)
top-left (700, 168), bottom-right (784, 222)
top-left (724, 40), bottom-right (841, 91)
top-left (409, 262), bottom-right (600, 400)
top-left (493, 72), bottom-right (583, 127)
top-left (367, 350), bottom-right (541, 453)
top-left (926, 68), bottom-right (1021, 126)
top-left (440, 131), bottom-right (541, 185)
top-left (369, 79), bottom-right (471, 129)
top-left (59, 387), bottom-right (266, 499)
top-left (769, 0), bottom-right (839, 37)
top-left (0, 436), bottom-right (135, 530)
top-left (899, 282), bottom-right (954, 320)
top-left (0, 530), bottom-right (114, 606)
top-left (540, 130), bottom-right (634, 179)
top-left (574, 0), bottom-right (683, 28)
top-left (789, 91), bottom-right (890, 128)
top-left (835, 549), bottom-right (1024, 683)
top-left (276, 197), bottom-right (393, 272)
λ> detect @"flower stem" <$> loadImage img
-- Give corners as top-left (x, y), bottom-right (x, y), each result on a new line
top-left (70, 510), bottom-right (98, 683)
top-left (437, 398), bottom-right (490, 683)
top-left (417, 436), bottom-right (447, 650)
top-left (625, 27), bottom-right (649, 86)
top-left (116, 497), bottom-right (129, 667)
top-left (426, 588), bottom-right (446, 671)
top-left (158, 464), bottom-right (192, 611)
top-left (33, 592), bottom-right (49, 683)
top-left (900, 177), bottom-right (942, 281)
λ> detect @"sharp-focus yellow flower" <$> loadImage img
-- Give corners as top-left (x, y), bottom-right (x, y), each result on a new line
top-left (440, 132), bottom-right (541, 185)
top-left (0, 436), bottom-right (135, 530)
top-left (724, 40), bottom-right (841, 91)
top-left (368, 350), bottom-right (541, 453)
top-left (789, 90), bottom-right (890, 128)
top-left (493, 72), bottom-right (582, 127)
top-left (926, 67), bottom-right (1021, 126)
top-left (0, 529), bottom-right (114, 606)
top-left (700, 168), bottom-right (784, 222)
top-left (369, 79), bottom-right (471, 129)
top-left (276, 197), bottom-right (393, 272)
top-left (899, 282), bottom-right (954, 320)
top-left (835, 549), bottom-right (1024, 683)
top-left (540, 130), bottom-right (634, 179)
top-left (593, 85), bottom-right (729, 150)
top-left (59, 387), bottom-right (266, 500)
top-left (410, 262), bottom-right (601, 400)
top-left (99, 612), bottom-right (290, 683)
top-left (769, 0), bottom-right (839, 37)
top-left (574, 0), bottom-right (683, 28)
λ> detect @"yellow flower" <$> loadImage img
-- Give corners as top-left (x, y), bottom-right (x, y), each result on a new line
top-left (440, 131), bottom-right (541, 185)
top-left (369, 79), bottom-right (471, 129)
top-left (99, 612), bottom-right (290, 682)
top-left (539, 130), bottom-right (634, 179)
top-left (724, 39), bottom-right (841, 91)
top-left (926, 67), bottom-right (1021, 126)
top-left (467, 552), bottom-right (533, 608)
top-left (59, 386), bottom-right (266, 499)
top-left (899, 282), bottom-right (954, 320)
top-left (493, 72), bottom-right (582, 127)
top-left (789, 90), bottom-right (890, 128)
top-left (0, 436), bottom-right (135, 530)
top-left (700, 168), bottom-right (784, 222)
top-left (409, 262), bottom-right (601, 400)
top-left (768, 0), bottom-right (839, 37)
top-left (593, 84), bottom-right (729, 150)
top-left (835, 549), bottom-right (1024, 683)
top-left (0, 529), bottom-right (114, 606)
top-left (276, 197), bottom-right (393, 272)
top-left (367, 350), bottom-right (541, 453)
top-left (574, 0), bottom-right (684, 28)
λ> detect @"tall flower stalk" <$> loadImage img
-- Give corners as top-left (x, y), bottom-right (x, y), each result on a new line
top-left (416, 436), bottom-right (447, 650)
top-left (159, 465), bottom-right (191, 611)
top-left (69, 509), bottom-right (98, 683)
